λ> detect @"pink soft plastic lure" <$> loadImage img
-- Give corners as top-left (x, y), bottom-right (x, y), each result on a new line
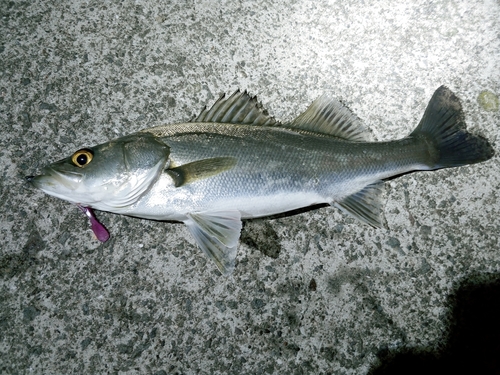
top-left (77, 205), bottom-right (109, 242)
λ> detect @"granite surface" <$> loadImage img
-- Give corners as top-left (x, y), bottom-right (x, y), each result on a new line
top-left (1, 1), bottom-right (499, 374)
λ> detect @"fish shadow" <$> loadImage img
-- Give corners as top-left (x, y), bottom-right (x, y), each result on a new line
top-left (369, 273), bottom-right (500, 375)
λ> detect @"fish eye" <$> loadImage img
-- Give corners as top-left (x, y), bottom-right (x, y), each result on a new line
top-left (71, 149), bottom-right (94, 168)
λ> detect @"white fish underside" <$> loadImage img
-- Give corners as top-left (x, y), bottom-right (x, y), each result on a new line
top-left (30, 87), bottom-right (494, 275)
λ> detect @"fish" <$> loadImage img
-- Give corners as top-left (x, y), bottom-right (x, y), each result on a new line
top-left (27, 86), bottom-right (494, 275)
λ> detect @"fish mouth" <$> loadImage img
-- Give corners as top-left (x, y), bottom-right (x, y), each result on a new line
top-left (26, 167), bottom-right (83, 191)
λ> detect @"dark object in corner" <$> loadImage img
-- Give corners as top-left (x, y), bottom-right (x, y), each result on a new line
top-left (369, 274), bottom-right (500, 375)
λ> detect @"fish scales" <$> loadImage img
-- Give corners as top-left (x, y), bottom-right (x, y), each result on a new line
top-left (140, 122), bottom-right (428, 214)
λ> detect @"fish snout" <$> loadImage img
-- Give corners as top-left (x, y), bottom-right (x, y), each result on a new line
top-left (25, 174), bottom-right (44, 189)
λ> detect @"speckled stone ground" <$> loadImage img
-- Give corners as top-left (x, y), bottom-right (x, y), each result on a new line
top-left (1, 1), bottom-right (499, 374)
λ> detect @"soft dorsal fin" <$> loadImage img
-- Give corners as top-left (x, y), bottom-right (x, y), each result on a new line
top-left (194, 90), bottom-right (278, 126)
top-left (288, 95), bottom-right (372, 141)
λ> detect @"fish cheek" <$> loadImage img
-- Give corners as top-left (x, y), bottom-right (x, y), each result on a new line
top-left (95, 138), bottom-right (169, 208)
top-left (73, 155), bottom-right (125, 199)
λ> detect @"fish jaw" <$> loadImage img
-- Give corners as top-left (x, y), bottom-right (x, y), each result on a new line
top-left (29, 166), bottom-right (83, 204)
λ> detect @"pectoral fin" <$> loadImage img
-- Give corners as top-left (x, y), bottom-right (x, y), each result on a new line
top-left (333, 181), bottom-right (385, 228)
top-left (166, 157), bottom-right (237, 187)
top-left (184, 210), bottom-right (242, 275)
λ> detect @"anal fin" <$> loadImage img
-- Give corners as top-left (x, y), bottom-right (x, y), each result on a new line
top-left (184, 210), bottom-right (242, 275)
top-left (333, 181), bottom-right (385, 228)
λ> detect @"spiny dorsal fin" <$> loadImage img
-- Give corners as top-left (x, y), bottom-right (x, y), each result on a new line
top-left (333, 181), bottom-right (385, 227)
top-left (194, 90), bottom-right (278, 126)
top-left (288, 95), bottom-right (372, 141)
top-left (166, 157), bottom-right (237, 187)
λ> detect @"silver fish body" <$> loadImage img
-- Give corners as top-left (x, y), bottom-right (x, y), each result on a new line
top-left (29, 87), bottom-right (494, 274)
top-left (127, 123), bottom-right (427, 221)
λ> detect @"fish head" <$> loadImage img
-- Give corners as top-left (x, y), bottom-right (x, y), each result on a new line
top-left (28, 132), bottom-right (170, 211)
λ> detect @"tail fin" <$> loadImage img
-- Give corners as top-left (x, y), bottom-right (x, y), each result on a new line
top-left (410, 86), bottom-right (494, 169)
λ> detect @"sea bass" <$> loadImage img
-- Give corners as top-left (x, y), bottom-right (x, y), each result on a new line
top-left (28, 86), bottom-right (494, 274)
